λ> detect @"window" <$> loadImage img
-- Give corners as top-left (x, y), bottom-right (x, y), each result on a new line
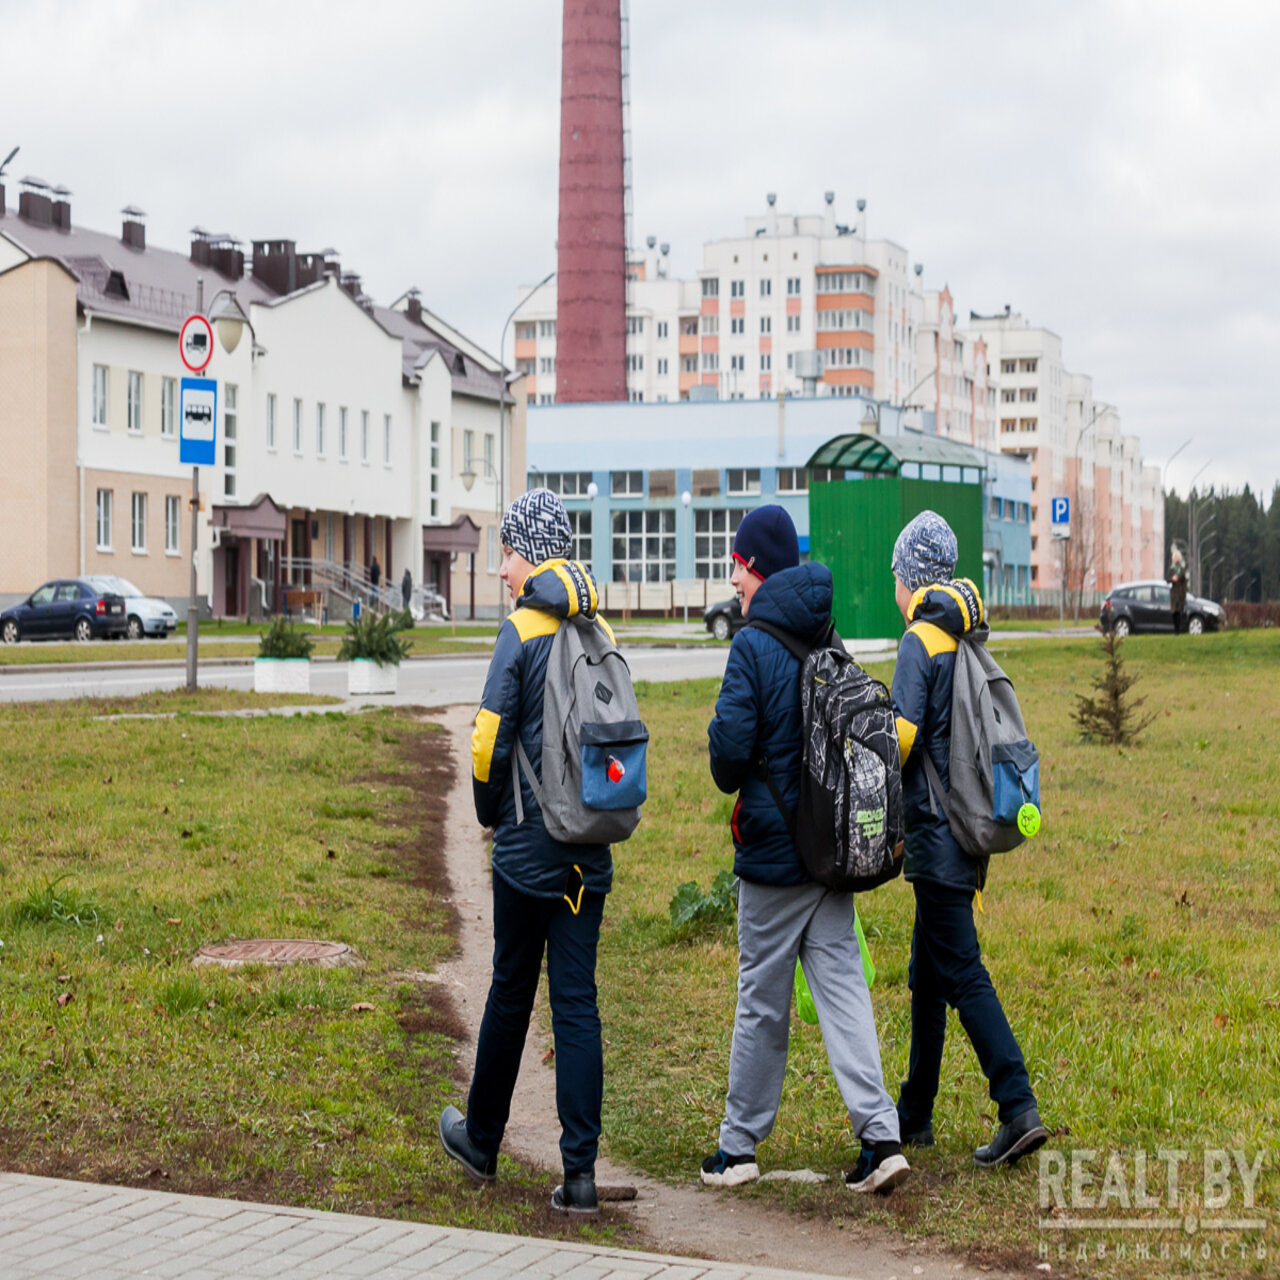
top-left (484, 433), bottom-right (494, 474)
top-left (528, 471), bottom-right (591, 496)
top-left (786, 277), bottom-right (801, 295)
top-left (293, 399), bottom-right (303, 454)
top-left (130, 492), bottom-right (147, 552)
top-left (92, 365), bottom-right (108, 427)
top-left (730, 354), bottom-right (745, 372)
top-left (701, 277), bottom-right (719, 298)
top-left (694, 508), bottom-right (750, 579)
top-left (701, 314), bottom-right (719, 335)
top-left (786, 314), bottom-right (801, 333)
top-left (760, 279), bottom-right (772, 297)
top-left (628, 353), bottom-right (644, 372)
top-left (361, 410), bottom-right (369, 463)
top-left (1020, 387), bottom-right (1037, 402)
top-left (96, 489), bottom-right (113, 550)
top-left (487, 525), bottom-right (498, 573)
top-left (701, 352), bottom-right (719, 372)
top-left (760, 353), bottom-right (772, 372)
top-left (657, 357), bottom-right (669, 376)
top-left (682, 355), bottom-right (697, 373)
top-left (1020, 358), bottom-right (1039, 373)
top-left (383, 414), bottom-right (392, 465)
top-left (612, 509), bottom-right (676, 582)
top-left (540, 356), bottom-right (556, 374)
top-left (315, 402), bottom-right (326, 457)
top-left (429, 421), bottom-right (440, 519)
top-left (165, 495), bottom-right (180, 554)
top-left (1002, 388), bottom-right (1017, 403)
top-left (323, 513), bottom-right (335, 562)
top-left (569, 509), bottom-right (592, 563)
top-left (730, 317), bottom-right (744, 335)
top-left (161, 377), bottom-right (176, 438)
top-left (1001, 419), bottom-right (1017, 433)
top-left (760, 316), bottom-right (772, 334)
top-left (515, 322), bottom-right (535, 342)
top-left (1020, 418), bottom-right (1038, 432)
top-left (538, 319), bottom-right (556, 338)
top-left (1001, 359), bottom-right (1017, 374)
top-left (627, 315), bottom-right (645, 334)
top-left (680, 317), bottom-right (698, 335)
top-left (777, 467), bottom-right (807, 494)
top-left (727, 468), bottom-right (761, 495)
top-left (265, 392), bottom-right (276, 450)
top-left (611, 470), bottom-right (643, 497)
top-left (127, 371), bottom-right (143, 434)
top-left (657, 320), bottom-right (668, 339)
top-left (223, 384), bottom-right (237, 499)
top-left (463, 429), bottom-right (474, 469)
top-left (339, 406), bottom-right (348, 460)
top-left (517, 358), bottom-right (535, 376)
top-left (730, 280), bottom-right (744, 299)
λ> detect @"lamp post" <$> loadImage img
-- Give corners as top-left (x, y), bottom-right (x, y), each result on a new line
top-left (1185, 458), bottom-right (1214, 596)
top-left (493, 268), bottom-right (556, 622)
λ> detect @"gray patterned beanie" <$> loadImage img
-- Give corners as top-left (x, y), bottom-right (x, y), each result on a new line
top-left (500, 488), bottom-right (573, 565)
top-left (891, 510), bottom-right (958, 591)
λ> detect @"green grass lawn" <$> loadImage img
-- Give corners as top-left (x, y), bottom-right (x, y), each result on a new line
top-left (600, 630), bottom-right (1280, 1276)
top-left (0, 694), bottom-right (631, 1245)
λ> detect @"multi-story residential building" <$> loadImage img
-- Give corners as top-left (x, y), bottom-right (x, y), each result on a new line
top-left (514, 195), bottom-right (924, 407)
top-left (0, 177), bottom-right (523, 618)
top-left (913, 286), bottom-right (995, 449)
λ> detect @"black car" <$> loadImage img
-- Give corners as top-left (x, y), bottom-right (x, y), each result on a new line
top-left (1099, 579), bottom-right (1224, 637)
top-left (704, 596), bottom-right (745, 641)
top-left (1, 579), bottom-right (129, 643)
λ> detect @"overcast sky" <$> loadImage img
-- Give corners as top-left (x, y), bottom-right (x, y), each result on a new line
top-left (4, 0), bottom-right (1277, 497)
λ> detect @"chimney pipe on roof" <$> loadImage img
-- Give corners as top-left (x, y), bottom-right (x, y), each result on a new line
top-left (18, 177), bottom-right (53, 227)
top-left (122, 206), bottom-right (146, 250)
top-left (51, 186), bottom-right (71, 231)
top-left (406, 289), bottom-right (423, 325)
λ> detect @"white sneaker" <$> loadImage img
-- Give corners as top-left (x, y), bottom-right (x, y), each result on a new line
top-left (845, 1150), bottom-right (911, 1194)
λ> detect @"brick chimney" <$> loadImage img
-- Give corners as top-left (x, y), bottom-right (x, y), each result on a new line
top-left (51, 185), bottom-right (71, 231)
top-left (122, 206), bottom-right (146, 250)
top-left (555, 0), bottom-right (627, 402)
top-left (406, 289), bottom-right (423, 325)
top-left (17, 177), bottom-right (53, 227)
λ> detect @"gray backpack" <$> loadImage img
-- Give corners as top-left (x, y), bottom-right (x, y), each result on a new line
top-left (512, 614), bottom-right (648, 844)
top-left (921, 624), bottom-right (1040, 855)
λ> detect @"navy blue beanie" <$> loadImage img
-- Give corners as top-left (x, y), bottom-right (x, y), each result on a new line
top-left (732, 505), bottom-right (799, 580)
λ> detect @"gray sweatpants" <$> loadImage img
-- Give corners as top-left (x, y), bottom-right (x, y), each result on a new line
top-left (719, 878), bottom-right (899, 1156)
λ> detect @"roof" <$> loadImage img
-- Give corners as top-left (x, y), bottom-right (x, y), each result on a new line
top-left (0, 215), bottom-right (274, 332)
top-left (372, 303), bottom-right (508, 404)
top-left (805, 432), bottom-right (985, 474)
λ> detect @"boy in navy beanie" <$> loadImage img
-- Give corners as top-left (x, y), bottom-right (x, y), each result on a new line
top-left (701, 505), bottom-right (908, 1194)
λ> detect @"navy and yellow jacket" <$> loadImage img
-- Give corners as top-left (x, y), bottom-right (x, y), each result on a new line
top-left (708, 563), bottom-right (834, 887)
top-left (891, 578), bottom-right (990, 893)
top-left (471, 560), bottom-right (614, 900)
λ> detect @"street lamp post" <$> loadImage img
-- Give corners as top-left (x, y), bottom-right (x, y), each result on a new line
top-left (493, 268), bottom-right (556, 621)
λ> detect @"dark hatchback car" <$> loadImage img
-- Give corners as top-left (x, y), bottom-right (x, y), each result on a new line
top-left (704, 596), bottom-right (745, 641)
top-left (1099, 579), bottom-right (1224, 637)
top-left (1, 579), bottom-right (129, 643)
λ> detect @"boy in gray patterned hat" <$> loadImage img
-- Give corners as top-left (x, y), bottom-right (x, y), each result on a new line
top-left (890, 510), bottom-right (1046, 1169)
top-left (440, 487), bottom-right (613, 1214)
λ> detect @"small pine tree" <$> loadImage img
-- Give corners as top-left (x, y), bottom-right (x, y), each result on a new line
top-left (1073, 631), bottom-right (1158, 745)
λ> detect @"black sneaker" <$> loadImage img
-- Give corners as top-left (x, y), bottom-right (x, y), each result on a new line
top-left (552, 1171), bottom-right (599, 1215)
top-left (900, 1122), bottom-right (935, 1148)
top-left (700, 1148), bottom-right (759, 1187)
top-left (438, 1105), bottom-right (497, 1184)
top-left (973, 1105), bottom-right (1048, 1169)
top-left (845, 1142), bottom-right (911, 1194)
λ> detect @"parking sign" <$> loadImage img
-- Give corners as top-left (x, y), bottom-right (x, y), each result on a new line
top-left (179, 377), bottom-right (218, 466)
top-left (1051, 496), bottom-right (1070, 540)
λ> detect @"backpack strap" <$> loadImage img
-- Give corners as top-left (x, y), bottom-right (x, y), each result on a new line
top-left (920, 750), bottom-right (949, 821)
top-left (511, 737), bottom-right (545, 827)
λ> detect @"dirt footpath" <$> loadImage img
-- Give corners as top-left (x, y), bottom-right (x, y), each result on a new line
top-left (433, 705), bottom-right (1032, 1280)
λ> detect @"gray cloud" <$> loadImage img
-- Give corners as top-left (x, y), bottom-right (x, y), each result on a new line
top-left (4, 0), bottom-right (1275, 494)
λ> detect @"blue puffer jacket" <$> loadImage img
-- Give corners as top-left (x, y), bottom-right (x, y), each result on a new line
top-left (890, 578), bottom-right (989, 893)
top-left (708, 563), bottom-right (834, 887)
top-left (471, 560), bottom-right (613, 900)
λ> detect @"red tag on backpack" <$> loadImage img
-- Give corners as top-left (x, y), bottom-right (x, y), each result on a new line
top-left (607, 756), bottom-right (625, 784)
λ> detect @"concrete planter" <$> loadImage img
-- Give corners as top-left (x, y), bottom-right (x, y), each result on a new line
top-left (253, 658), bottom-right (312, 694)
top-left (347, 659), bottom-right (398, 696)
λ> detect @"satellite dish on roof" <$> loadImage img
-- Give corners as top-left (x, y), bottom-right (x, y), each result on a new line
top-left (646, 234), bottom-right (656, 249)
top-left (856, 198), bottom-right (866, 213)
top-left (660, 242), bottom-right (670, 256)
top-left (824, 191), bottom-right (835, 205)
top-left (914, 263), bottom-right (923, 276)
top-left (766, 192), bottom-right (777, 207)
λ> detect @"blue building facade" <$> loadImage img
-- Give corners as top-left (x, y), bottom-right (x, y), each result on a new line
top-left (526, 396), bottom-right (1032, 603)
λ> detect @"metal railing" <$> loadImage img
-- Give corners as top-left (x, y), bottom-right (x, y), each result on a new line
top-left (283, 558), bottom-right (448, 621)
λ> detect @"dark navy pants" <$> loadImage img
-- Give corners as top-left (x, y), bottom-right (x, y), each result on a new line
top-left (466, 871), bottom-right (605, 1176)
top-left (897, 879), bottom-right (1036, 1129)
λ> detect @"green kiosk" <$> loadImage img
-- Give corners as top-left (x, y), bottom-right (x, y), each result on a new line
top-left (806, 432), bottom-right (986, 640)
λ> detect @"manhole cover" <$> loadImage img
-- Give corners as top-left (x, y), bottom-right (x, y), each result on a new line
top-left (193, 939), bottom-right (360, 969)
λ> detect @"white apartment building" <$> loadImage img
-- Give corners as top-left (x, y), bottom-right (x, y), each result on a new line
top-left (913, 286), bottom-right (995, 450)
top-left (0, 178), bottom-right (523, 618)
top-left (513, 195), bottom-right (923, 407)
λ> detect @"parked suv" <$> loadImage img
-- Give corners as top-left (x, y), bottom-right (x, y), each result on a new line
top-left (1099, 580), bottom-right (1224, 637)
top-left (0, 579), bottom-right (128, 642)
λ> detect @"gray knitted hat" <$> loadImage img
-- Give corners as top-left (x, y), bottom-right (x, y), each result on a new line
top-left (891, 510), bottom-right (958, 592)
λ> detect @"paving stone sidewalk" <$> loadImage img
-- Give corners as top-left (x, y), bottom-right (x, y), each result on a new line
top-left (0, 1173), bottom-right (860, 1280)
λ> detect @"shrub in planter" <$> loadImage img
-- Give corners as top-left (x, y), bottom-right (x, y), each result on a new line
top-left (254, 618), bottom-right (315, 694)
top-left (339, 609), bottom-right (413, 695)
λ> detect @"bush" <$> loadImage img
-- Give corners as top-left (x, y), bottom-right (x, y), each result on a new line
top-left (257, 617), bottom-right (315, 660)
top-left (1073, 631), bottom-right (1157, 745)
top-left (337, 608), bottom-right (414, 667)
top-left (668, 869), bottom-right (738, 931)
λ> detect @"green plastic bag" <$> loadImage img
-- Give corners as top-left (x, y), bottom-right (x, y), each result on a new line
top-left (794, 905), bottom-right (877, 1026)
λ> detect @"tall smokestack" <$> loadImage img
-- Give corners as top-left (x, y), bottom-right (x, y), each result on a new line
top-left (556, 0), bottom-right (627, 403)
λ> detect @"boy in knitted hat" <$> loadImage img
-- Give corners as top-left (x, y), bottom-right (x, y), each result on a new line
top-left (439, 488), bottom-right (613, 1215)
top-left (702, 505), bottom-right (909, 1194)
top-left (890, 510), bottom-right (1046, 1168)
